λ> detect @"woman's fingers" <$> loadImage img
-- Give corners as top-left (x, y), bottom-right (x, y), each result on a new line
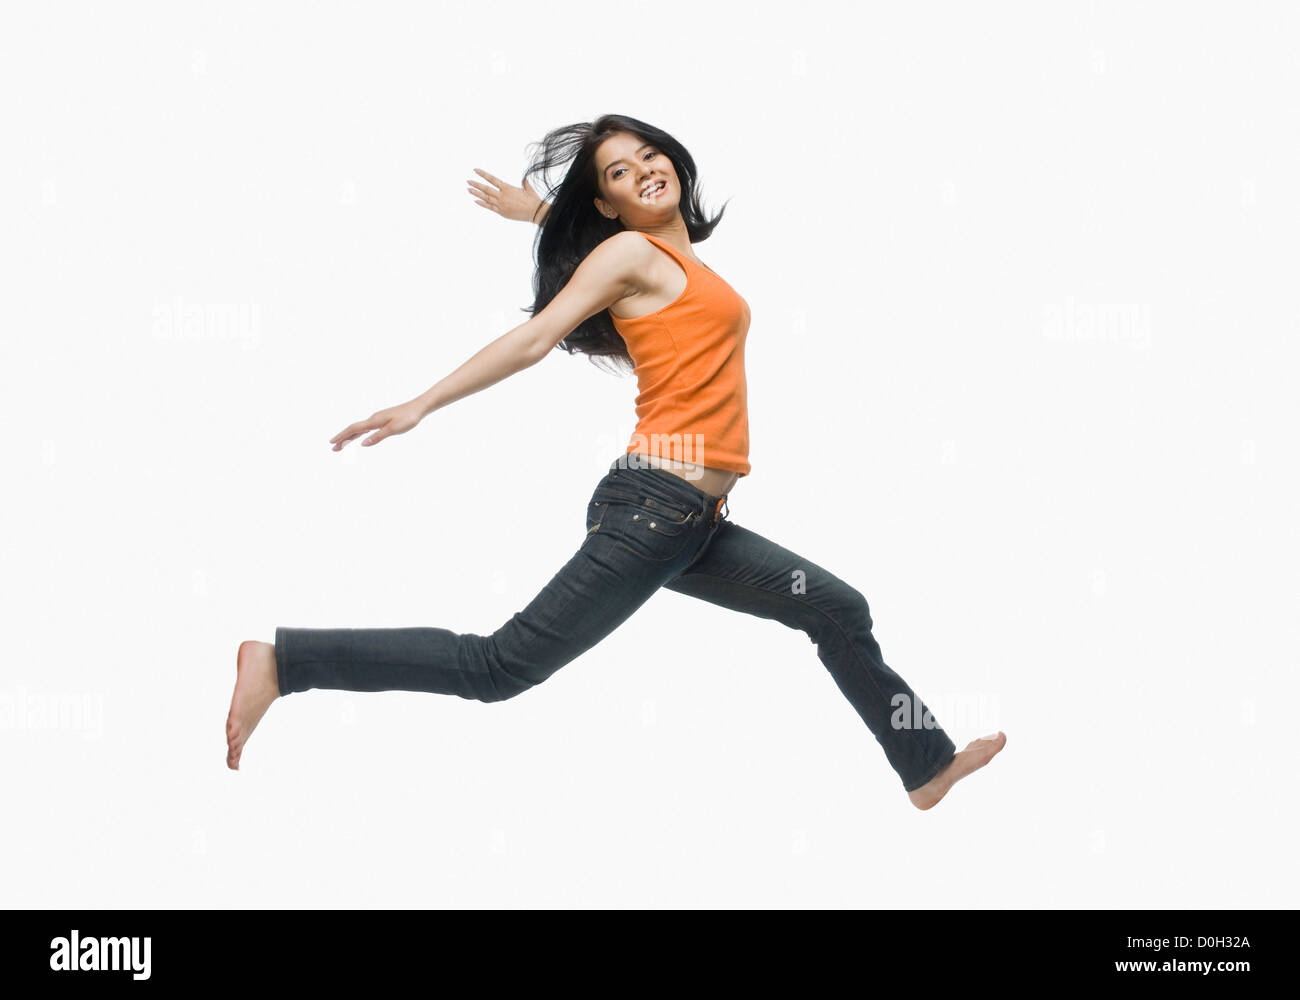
top-left (332, 419), bottom-right (399, 449)
top-left (331, 399), bottom-right (424, 452)
top-left (330, 418), bottom-right (378, 450)
top-left (468, 172), bottom-right (504, 214)
top-left (473, 167), bottom-right (507, 190)
top-left (329, 424), bottom-right (357, 446)
top-left (468, 167), bottom-right (540, 220)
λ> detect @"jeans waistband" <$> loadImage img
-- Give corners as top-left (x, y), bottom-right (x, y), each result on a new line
top-left (605, 454), bottom-right (730, 523)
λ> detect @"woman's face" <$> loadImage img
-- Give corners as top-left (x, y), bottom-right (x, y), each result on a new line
top-left (593, 132), bottom-right (680, 225)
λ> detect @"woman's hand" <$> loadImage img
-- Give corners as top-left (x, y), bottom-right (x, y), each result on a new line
top-left (329, 398), bottom-right (427, 451)
top-left (466, 167), bottom-right (549, 224)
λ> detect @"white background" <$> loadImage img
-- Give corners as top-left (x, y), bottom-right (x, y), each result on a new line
top-left (2, 0), bottom-right (1295, 908)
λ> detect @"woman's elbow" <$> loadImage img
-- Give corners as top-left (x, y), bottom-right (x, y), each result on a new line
top-left (519, 318), bottom-right (566, 365)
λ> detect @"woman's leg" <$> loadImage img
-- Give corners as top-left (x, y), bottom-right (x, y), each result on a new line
top-left (662, 519), bottom-right (958, 792)
top-left (273, 474), bottom-right (715, 702)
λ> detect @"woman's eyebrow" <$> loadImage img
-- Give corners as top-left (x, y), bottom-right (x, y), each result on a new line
top-left (602, 144), bottom-right (652, 176)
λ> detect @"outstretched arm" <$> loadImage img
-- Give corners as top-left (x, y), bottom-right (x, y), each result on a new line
top-left (466, 167), bottom-right (550, 225)
top-left (328, 231), bottom-right (647, 450)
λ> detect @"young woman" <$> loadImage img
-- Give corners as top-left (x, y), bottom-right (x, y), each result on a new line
top-left (226, 114), bottom-right (1006, 809)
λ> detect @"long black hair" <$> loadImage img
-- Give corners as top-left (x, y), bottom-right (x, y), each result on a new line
top-left (518, 114), bottom-right (730, 374)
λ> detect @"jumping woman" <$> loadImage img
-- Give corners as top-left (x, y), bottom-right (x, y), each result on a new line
top-left (225, 114), bottom-right (1006, 809)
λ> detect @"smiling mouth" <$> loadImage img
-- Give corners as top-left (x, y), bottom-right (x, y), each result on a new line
top-left (639, 180), bottom-right (667, 203)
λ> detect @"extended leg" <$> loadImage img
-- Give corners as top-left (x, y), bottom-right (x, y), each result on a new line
top-left (663, 520), bottom-right (958, 791)
top-left (275, 514), bottom-right (689, 702)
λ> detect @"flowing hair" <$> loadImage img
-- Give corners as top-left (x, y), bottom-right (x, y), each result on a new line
top-left (517, 114), bottom-right (730, 374)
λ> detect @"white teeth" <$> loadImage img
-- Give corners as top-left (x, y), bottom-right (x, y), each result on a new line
top-left (641, 181), bottom-right (666, 201)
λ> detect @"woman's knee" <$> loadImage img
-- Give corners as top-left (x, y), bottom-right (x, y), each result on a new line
top-left (478, 651), bottom-right (577, 702)
top-left (477, 664), bottom-right (541, 702)
top-left (842, 585), bottom-right (872, 627)
top-left (803, 581), bottom-right (872, 640)
top-left (456, 634), bottom-right (547, 702)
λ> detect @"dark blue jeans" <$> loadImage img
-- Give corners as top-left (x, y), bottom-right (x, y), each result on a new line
top-left (275, 454), bottom-right (958, 792)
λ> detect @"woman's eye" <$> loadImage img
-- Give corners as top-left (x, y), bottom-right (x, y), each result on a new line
top-left (614, 151), bottom-right (656, 179)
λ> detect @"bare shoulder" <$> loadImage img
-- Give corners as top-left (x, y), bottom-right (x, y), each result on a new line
top-left (602, 228), bottom-right (649, 250)
top-left (526, 231), bottom-right (648, 353)
top-left (571, 230), bottom-right (654, 293)
top-left (590, 229), bottom-right (650, 265)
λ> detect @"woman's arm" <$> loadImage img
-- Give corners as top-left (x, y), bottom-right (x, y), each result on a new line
top-left (414, 231), bottom-right (643, 412)
top-left (466, 167), bottom-right (550, 225)
top-left (328, 231), bottom-right (646, 449)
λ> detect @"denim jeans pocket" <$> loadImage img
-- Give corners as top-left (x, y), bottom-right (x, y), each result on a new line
top-left (603, 499), bottom-right (697, 562)
top-left (589, 476), bottom-right (703, 561)
top-left (585, 498), bottom-right (609, 535)
top-left (638, 494), bottom-right (696, 525)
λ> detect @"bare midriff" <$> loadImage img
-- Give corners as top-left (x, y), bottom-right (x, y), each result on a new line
top-left (629, 451), bottom-right (738, 501)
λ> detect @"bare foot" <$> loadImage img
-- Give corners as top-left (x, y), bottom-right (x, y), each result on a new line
top-left (907, 731), bottom-right (1007, 810)
top-left (226, 640), bottom-right (280, 770)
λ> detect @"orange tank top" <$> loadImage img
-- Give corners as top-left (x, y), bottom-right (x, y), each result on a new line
top-left (608, 231), bottom-right (752, 477)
